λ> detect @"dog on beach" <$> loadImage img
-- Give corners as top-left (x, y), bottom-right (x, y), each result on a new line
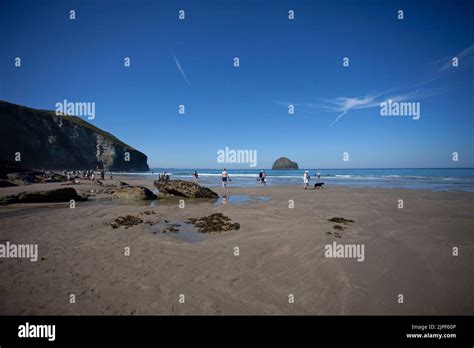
top-left (314, 182), bottom-right (325, 189)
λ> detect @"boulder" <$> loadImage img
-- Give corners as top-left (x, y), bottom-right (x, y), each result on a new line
top-left (154, 179), bottom-right (218, 198)
top-left (0, 187), bottom-right (86, 205)
top-left (272, 157), bottom-right (299, 170)
top-left (112, 186), bottom-right (157, 200)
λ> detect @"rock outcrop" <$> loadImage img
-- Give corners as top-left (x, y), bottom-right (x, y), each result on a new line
top-left (0, 100), bottom-right (149, 171)
top-left (7, 171), bottom-right (67, 185)
top-left (154, 179), bottom-right (218, 198)
top-left (272, 157), bottom-right (299, 170)
top-left (112, 186), bottom-right (157, 200)
top-left (0, 159), bottom-right (68, 186)
top-left (0, 159), bottom-right (31, 179)
top-left (0, 188), bottom-right (86, 205)
top-left (0, 180), bottom-right (17, 187)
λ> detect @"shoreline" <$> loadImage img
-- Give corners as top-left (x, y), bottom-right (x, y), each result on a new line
top-left (112, 171), bottom-right (474, 193)
top-left (110, 174), bottom-right (474, 196)
top-left (16, 167), bottom-right (474, 192)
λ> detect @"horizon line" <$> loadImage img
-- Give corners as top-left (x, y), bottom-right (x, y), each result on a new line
top-left (146, 167), bottom-right (474, 170)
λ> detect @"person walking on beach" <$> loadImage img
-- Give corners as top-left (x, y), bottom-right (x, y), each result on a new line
top-left (194, 170), bottom-right (199, 181)
top-left (303, 170), bottom-right (310, 190)
top-left (317, 171), bottom-right (321, 181)
top-left (262, 171), bottom-right (267, 187)
top-left (258, 170), bottom-right (264, 184)
top-left (221, 168), bottom-right (230, 188)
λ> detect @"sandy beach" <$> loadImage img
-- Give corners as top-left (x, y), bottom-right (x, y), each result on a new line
top-left (0, 176), bottom-right (473, 315)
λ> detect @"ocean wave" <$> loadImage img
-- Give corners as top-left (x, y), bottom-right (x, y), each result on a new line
top-left (190, 173), bottom-right (258, 177)
top-left (176, 173), bottom-right (301, 179)
top-left (110, 172), bottom-right (157, 176)
top-left (332, 175), bottom-right (385, 180)
top-left (114, 172), bottom-right (473, 183)
top-left (112, 172), bottom-right (173, 176)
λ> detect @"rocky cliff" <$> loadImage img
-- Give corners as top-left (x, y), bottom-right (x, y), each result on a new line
top-left (0, 100), bottom-right (150, 171)
top-left (272, 157), bottom-right (299, 170)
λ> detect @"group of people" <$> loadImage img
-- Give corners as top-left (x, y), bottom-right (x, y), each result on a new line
top-left (190, 169), bottom-right (233, 188)
top-left (221, 169), bottom-right (266, 188)
top-left (179, 169), bottom-right (324, 190)
top-left (303, 170), bottom-right (321, 190)
top-left (157, 171), bottom-right (170, 181)
top-left (63, 169), bottom-right (112, 181)
top-left (218, 169), bottom-right (322, 189)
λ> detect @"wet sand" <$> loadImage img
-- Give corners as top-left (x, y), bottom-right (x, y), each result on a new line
top-left (0, 176), bottom-right (473, 314)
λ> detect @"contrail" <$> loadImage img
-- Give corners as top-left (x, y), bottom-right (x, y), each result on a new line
top-left (172, 52), bottom-right (191, 87)
top-left (329, 110), bottom-right (348, 127)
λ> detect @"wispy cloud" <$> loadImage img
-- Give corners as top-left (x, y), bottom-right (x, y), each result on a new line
top-left (319, 88), bottom-right (444, 126)
top-left (171, 52), bottom-right (191, 87)
top-left (275, 43), bottom-right (473, 126)
top-left (439, 44), bottom-right (474, 72)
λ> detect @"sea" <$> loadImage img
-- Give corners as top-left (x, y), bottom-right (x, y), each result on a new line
top-left (114, 168), bottom-right (474, 192)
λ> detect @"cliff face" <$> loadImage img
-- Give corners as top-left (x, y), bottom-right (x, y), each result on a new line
top-left (0, 100), bottom-right (150, 171)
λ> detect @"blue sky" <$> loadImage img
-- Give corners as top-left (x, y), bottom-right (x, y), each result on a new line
top-left (1, 0), bottom-right (473, 169)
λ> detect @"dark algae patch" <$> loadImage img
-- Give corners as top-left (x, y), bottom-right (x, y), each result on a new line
top-left (110, 211), bottom-right (239, 237)
top-left (327, 217), bottom-right (354, 238)
top-left (327, 231), bottom-right (341, 238)
top-left (186, 213), bottom-right (240, 233)
top-left (111, 215), bottom-right (143, 229)
top-left (328, 217), bottom-right (354, 224)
